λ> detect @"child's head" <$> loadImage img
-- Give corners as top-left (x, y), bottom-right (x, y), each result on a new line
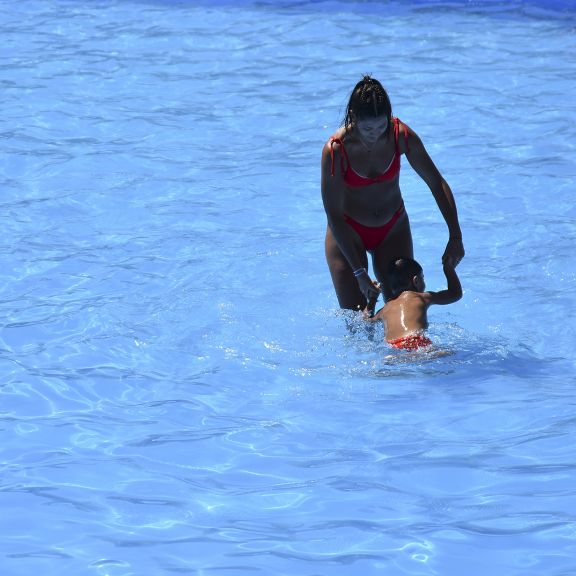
top-left (388, 257), bottom-right (424, 298)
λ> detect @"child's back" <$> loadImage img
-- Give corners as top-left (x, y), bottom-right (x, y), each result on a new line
top-left (368, 258), bottom-right (462, 350)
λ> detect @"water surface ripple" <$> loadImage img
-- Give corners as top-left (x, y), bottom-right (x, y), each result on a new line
top-left (1, 1), bottom-right (576, 575)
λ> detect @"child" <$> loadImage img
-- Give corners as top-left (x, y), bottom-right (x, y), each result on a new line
top-left (365, 257), bottom-right (462, 350)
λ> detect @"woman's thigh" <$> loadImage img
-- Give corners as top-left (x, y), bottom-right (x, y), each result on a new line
top-left (371, 217), bottom-right (413, 299)
top-left (325, 226), bottom-right (368, 310)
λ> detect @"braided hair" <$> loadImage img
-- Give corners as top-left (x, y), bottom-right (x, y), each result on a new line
top-left (343, 75), bottom-right (392, 135)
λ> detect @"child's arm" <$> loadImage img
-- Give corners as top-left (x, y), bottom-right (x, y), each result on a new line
top-left (363, 306), bottom-right (383, 322)
top-left (423, 261), bottom-right (463, 305)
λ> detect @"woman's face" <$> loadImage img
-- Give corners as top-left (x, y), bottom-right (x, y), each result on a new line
top-left (354, 115), bottom-right (389, 144)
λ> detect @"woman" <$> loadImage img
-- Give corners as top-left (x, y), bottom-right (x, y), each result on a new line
top-left (321, 75), bottom-right (464, 312)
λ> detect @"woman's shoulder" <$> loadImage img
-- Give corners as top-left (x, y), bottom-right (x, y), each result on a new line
top-left (322, 127), bottom-right (347, 156)
top-left (394, 117), bottom-right (417, 155)
top-left (394, 117), bottom-right (412, 134)
top-left (325, 127), bottom-right (346, 144)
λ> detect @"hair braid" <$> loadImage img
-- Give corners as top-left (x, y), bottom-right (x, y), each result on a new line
top-left (343, 75), bottom-right (393, 134)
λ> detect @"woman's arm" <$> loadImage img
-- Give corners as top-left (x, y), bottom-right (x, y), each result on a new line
top-left (403, 127), bottom-right (465, 267)
top-left (321, 141), bottom-right (380, 302)
top-left (321, 142), bottom-right (364, 269)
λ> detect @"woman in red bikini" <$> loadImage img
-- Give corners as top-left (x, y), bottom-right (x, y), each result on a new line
top-left (321, 75), bottom-right (464, 312)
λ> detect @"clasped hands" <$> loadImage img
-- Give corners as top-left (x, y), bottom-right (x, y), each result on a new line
top-left (443, 237), bottom-right (464, 268)
top-left (357, 272), bottom-right (381, 315)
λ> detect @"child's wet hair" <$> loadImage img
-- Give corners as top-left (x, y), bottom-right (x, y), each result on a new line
top-left (388, 257), bottom-right (423, 298)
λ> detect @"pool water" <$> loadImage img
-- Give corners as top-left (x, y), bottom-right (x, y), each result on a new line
top-left (1, 0), bottom-right (576, 575)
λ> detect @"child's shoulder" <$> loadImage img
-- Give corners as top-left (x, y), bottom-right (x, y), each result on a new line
top-left (392, 290), bottom-right (431, 309)
top-left (396, 290), bottom-right (428, 302)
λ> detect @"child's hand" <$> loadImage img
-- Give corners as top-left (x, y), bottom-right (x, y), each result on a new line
top-left (362, 305), bottom-right (381, 321)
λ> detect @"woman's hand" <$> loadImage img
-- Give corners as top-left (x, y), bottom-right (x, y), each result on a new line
top-left (357, 272), bottom-right (381, 311)
top-left (442, 237), bottom-right (464, 268)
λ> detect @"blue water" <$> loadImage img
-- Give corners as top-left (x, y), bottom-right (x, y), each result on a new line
top-left (2, 0), bottom-right (576, 575)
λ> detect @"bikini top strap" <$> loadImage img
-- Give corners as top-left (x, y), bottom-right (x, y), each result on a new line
top-left (329, 137), bottom-right (349, 177)
top-left (394, 117), bottom-right (410, 155)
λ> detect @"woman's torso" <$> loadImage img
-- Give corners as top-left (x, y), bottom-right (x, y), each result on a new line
top-left (326, 117), bottom-right (409, 226)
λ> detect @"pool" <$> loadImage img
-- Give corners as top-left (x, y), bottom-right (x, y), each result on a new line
top-left (1, 0), bottom-right (576, 574)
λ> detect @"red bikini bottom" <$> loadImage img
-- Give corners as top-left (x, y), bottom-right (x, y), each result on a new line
top-left (344, 201), bottom-right (405, 251)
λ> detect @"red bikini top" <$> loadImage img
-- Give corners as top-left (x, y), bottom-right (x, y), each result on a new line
top-left (329, 117), bottom-right (409, 187)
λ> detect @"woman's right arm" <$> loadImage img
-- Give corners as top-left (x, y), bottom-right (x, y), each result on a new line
top-left (320, 141), bottom-right (366, 271)
top-left (321, 142), bottom-right (380, 303)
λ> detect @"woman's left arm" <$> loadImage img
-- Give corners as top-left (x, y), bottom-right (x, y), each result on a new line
top-left (403, 125), bottom-right (465, 267)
